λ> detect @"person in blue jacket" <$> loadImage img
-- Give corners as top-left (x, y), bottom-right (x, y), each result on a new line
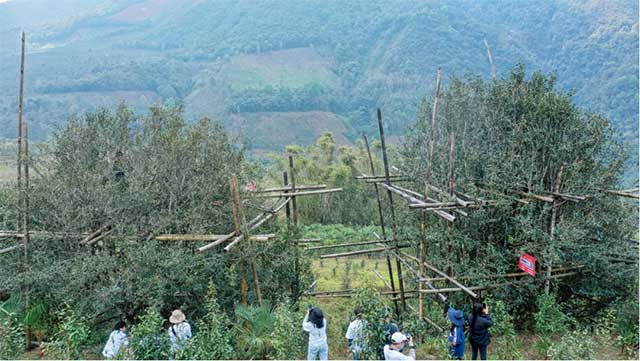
top-left (447, 307), bottom-right (465, 360)
top-left (468, 302), bottom-right (493, 360)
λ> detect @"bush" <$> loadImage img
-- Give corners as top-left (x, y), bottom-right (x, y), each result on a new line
top-left (614, 298), bottom-right (639, 358)
top-left (487, 298), bottom-right (522, 359)
top-left (271, 303), bottom-right (305, 359)
top-left (45, 306), bottom-right (91, 359)
top-left (177, 284), bottom-right (234, 360)
top-left (129, 308), bottom-right (169, 360)
top-left (351, 287), bottom-right (388, 360)
top-left (0, 307), bottom-right (24, 359)
top-left (234, 303), bottom-right (276, 359)
top-left (534, 294), bottom-right (572, 336)
top-left (546, 329), bottom-right (595, 360)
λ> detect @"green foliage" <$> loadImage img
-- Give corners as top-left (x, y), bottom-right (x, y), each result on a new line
top-left (534, 294), bottom-right (571, 336)
top-left (45, 306), bottom-right (91, 360)
top-left (613, 298), bottom-right (639, 358)
top-left (271, 303), bottom-right (305, 360)
top-left (546, 329), bottom-right (595, 360)
top-left (177, 284), bottom-right (235, 360)
top-left (233, 303), bottom-right (277, 359)
top-left (350, 288), bottom-right (388, 360)
top-left (129, 308), bottom-right (170, 360)
top-left (486, 298), bottom-right (522, 359)
top-left (0, 300), bottom-right (24, 360)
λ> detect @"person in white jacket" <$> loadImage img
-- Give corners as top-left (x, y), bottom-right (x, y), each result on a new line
top-left (303, 306), bottom-right (328, 360)
top-left (383, 332), bottom-right (416, 360)
top-left (102, 321), bottom-right (129, 359)
top-left (168, 309), bottom-right (192, 356)
top-left (345, 308), bottom-right (365, 360)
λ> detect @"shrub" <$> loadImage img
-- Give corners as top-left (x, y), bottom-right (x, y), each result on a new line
top-left (614, 298), bottom-right (639, 358)
top-left (534, 293), bottom-right (571, 336)
top-left (486, 298), bottom-right (522, 359)
top-left (0, 306), bottom-right (24, 359)
top-left (351, 287), bottom-right (388, 359)
top-left (177, 284), bottom-right (234, 360)
top-left (546, 329), bottom-right (595, 360)
top-left (271, 303), bottom-right (305, 359)
top-left (45, 306), bottom-right (91, 359)
top-left (234, 303), bottom-right (276, 359)
top-left (129, 307), bottom-right (169, 360)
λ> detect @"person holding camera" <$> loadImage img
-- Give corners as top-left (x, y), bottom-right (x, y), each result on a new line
top-left (468, 302), bottom-right (493, 360)
top-left (345, 308), bottom-right (365, 360)
top-left (383, 332), bottom-right (416, 360)
top-left (303, 305), bottom-right (328, 360)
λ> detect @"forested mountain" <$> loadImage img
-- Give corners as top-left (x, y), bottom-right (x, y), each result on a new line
top-left (0, 0), bottom-right (637, 172)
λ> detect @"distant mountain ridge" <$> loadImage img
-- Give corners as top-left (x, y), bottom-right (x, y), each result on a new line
top-left (0, 0), bottom-right (637, 172)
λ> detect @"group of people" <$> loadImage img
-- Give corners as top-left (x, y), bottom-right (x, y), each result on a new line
top-left (101, 309), bottom-right (192, 359)
top-left (447, 303), bottom-right (494, 361)
top-left (303, 302), bottom-right (493, 361)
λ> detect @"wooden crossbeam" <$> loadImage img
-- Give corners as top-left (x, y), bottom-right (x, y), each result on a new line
top-left (319, 244), bottom-right (410, 259)
top-left (603, 189), bottom-right (640, 199)
top-left (305, 239), bottom-right (394, 251)
top-left (419, 271), bottom-right (580, 294)
top-left (0, 243), bottom-right (24, 254)
top-left (254, 188), bottom-right (342, 198)
top-left (254, 184), bottom-right (326, 193)
top-left (401, 251), bottom-right (478, 298)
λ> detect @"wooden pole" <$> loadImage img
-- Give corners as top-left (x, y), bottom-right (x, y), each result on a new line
top-left (16, 32), bottom-right (25, 213)
top-left (401, 251), bottom-right (478, 299)
top-left (363, 133), bottom-right (399, 314)
top-left (319, 245), bottom-right (410, 259)
top-left (283, 172), bottom-right (291, 231)
top-left (545, 163), bottom-right (564, 295)
top-left (230, 176), bottom-right (249, 305)
top-left (447, 133), bottom-right (456, 275)
top-left (420, 68), bottom-right (442, 320)
top-left (377, 108), bottom-right (406, 311)
top-left (288, 155), bottom-right (298, 226)
top-left (483, 38), bottom-right (497, 81)
top-left (253, 188), bottom-right (342, 198)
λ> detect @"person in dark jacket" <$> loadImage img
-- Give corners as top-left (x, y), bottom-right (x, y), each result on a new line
top-left (447, 307), bottom-right (465, 360)
top-left (468, 302), bottom-right (493, 360)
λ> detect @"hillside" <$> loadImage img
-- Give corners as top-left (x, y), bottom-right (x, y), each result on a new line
top-left (0, 0), bottom-right (637, 176)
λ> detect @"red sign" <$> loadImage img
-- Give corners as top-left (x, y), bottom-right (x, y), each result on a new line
top-left (518, 253), bottom-right (536, 276)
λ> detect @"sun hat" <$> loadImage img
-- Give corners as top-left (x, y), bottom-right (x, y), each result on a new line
top-left (447, 306), bottom-right (464, 326)
top-left (169, 309), bottom-right (186, 324)
top-left (391, 332), bottom-right (407, 344)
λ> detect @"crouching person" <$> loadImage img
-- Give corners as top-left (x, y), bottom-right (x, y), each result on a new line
top-left (384, 332), bottom-right (416, 360)
top-left (102, 321), bottom-right (129, 359)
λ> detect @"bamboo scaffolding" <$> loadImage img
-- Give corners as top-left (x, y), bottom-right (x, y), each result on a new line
top-left (545, 164), bottom-right (564, 295)
top-left (390, 184), bottom-right (457, 221)
top-left (363, 132), bottom-right (399, 315)
top-left (603, 189), bottom-right (640, 199)
top-left (354, 175), bottom-right (408, 180)
top-left (422, 265), bottom-right (585, 282)
top-left (305, 239), bottom-right (394, 251)
top-left (373, 269), bottom-right (393, 290)
top-left (85, 229), bottom-right (113, 246)
top-left (419, 271), bottom-right (580, 294)
top-left (253, 188), bottom-right (342, 198)
top-left (385, 246), bottom-right (447, 302)
top-left (406, 303), bottom-right (445, 333)
top-left (154, 234), bottom-right (275, 241)
top-left (254, 184), bottom-right (327, 193)
top-left (319, 244), bottom-right (410, 259)
top-left (377, 108), bottom-right (407, 311)
top-left (401, 252), bottom-right (478, 299)
top-left (0, 243), bottom-right (25, 255)
top-left (289, 155), bottom-right (298, 226)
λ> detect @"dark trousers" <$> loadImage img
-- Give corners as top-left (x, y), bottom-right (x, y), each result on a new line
top-left (471, 344), bottom-right (487, 360)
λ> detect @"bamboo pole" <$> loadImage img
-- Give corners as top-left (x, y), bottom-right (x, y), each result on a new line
top-left (254, 184), bottom-right (327, 193)
top-left (354, 175), bottom-right (408, 180)
top-left (401, 251), bottom-right (478, 299)
top-left (283, 172), bottom-right (291, 231)
top-left (603, 190), bottom-right (640, 199)
top-left (377, 108), bottom-right (407, 311)
top-left (84, 229), bottom-right (113, 246)
top-left (16, 32), bottom-right (25, 224)
top-left (363, 133), bottom-right (399, 315)
top-left (305, 239), bottom-right (394, 251)
top-left (483, 38), bottom-right (497, 80)
top-left (288, 155), bottom-right (298, 226)
top-left (385, 246), bottom-right (447, 302)
top-left (0, 243), bottom-right (25, 255)
top-left (447, 133), bottom-right (455, 275)
top-left (422, 265), bottom-right (584, 282)
top-left (420, 271), bottom-right (579, 294)
top-left (545, 163), bottom-right (564, 295)
top-left (253, 188), bottom-right (342, 198)
top-left (230, 176), bottom-right (251, 305)
top-left (319, 244), bottom-right (410, 259)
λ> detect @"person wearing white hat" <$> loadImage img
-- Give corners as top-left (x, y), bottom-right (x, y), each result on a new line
top-left (383, 332), bottom-right (416, 360)
top-left (168, 309), bottom-right (192, 355)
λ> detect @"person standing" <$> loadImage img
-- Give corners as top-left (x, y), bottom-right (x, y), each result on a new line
top-left (345, 308), bottom-right (365, 360)
top-left (447, 307), bottom-right (465, 360)
top-left (468, 302), bottom-right (493, 360)
top-left (303, 306), bottom-right (329, 360)
top-left (168, 309), bottom-right (192, 356)
top-left (383, 332), bottom-right (416, 360)
top-left (102, 321), bottom-right (129, 359)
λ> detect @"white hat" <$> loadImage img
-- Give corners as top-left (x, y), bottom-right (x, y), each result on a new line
top-left (391, 332), bottom-right (407, 344)
top-left (169, 309), bottom-right (186, 324)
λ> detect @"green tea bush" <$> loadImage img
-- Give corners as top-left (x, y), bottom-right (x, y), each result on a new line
top-left (614, 298), bottom-right (639, 358)
top-left (177, 284), bottom-right (234, 360)
top-left (487, 298), bottom-right (522, 359)
top-left (0, 310), bottom-right (24, 359)
top-left (546, 329), bottom-right (595, 360)
top-left (271, 303), bottom-right (305, 359)
top-left (45, 306), bottom-right (91, 359)
top-left (129, 307), bottom-right (169, 360)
